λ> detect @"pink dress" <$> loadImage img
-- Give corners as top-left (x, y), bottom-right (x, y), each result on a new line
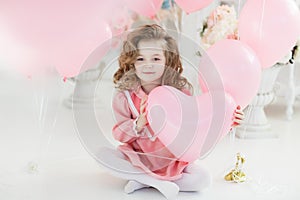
top-left (112, 87), bottom-right (189, 181)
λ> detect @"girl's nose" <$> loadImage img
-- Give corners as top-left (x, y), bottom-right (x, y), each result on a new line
top-left (143, 62), bottom-right (153, 68)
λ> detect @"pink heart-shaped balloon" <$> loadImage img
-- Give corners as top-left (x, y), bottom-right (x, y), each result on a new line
top-left (147, 86), bottom-right (236, 162)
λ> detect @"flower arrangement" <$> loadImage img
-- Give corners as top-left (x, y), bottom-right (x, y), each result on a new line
top-left (200, 4), bottom-right (238, 49)
top-left (200, 4), bottom-right (300, 65)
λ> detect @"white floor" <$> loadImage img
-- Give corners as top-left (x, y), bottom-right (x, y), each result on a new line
top-left (1, 69), bottom-right (300, 200)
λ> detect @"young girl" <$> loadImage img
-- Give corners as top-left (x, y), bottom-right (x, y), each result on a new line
top-left (108, 24), bottom-right (243, 199)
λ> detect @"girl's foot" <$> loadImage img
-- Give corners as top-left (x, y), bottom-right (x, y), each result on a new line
top-left (124, 180), bottom-right (148, 194)
top-left (124, 179), bottom-right (179, 199)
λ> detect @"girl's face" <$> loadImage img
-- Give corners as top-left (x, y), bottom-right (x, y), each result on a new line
top-left (134, 39), bottom-right (166, 85)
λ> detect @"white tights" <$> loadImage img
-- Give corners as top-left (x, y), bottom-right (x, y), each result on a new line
top-left (96, 147), bottom-right (211, 199)
top-left (173, 163), bottom-right (212, 192)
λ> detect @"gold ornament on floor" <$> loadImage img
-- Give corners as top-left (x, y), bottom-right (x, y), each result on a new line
top-left (224, 153), bottom-right (246, 183)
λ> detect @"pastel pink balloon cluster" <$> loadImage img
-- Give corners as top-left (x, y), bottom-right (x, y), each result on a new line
top-left (199, 0), bottom-right (300, 109)
top-left (0, 0), bottom-right (216, 78)
top-left (238, 0), bottom-right (300, 68)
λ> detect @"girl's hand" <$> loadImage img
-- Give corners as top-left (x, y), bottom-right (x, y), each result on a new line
top-left (136, 95), bottom-right (148, 132)
top-left (232, 106), bottom-right (244, 127)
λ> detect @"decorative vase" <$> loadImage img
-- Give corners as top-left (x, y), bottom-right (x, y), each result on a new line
top-left (235, 64), bottom-right (282, 139)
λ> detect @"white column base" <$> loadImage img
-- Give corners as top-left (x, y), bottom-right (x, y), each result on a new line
top-left (235, 105), bottom-right (278, 139)
top-left (235, 126), bottom-right (278, 139)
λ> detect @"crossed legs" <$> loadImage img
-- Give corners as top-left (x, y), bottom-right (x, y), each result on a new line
top-left (96, 147), bottom-right (211, 199)
top-left (96, 147), bottom-right (179, 199)
top-left (124, 163), bottom-right (212, 194)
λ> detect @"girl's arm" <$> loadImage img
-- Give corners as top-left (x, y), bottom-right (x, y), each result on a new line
top-left (112, 92), bottom-right (144, 143)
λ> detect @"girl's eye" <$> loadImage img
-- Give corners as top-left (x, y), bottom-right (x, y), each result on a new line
top-left (154, 57), bottom-right (161, 61)
top-left (136, 57), bottom-right (144, 61)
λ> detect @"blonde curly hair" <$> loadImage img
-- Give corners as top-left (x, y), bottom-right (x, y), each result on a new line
top-left (113, 24), bottom-right (192, 93)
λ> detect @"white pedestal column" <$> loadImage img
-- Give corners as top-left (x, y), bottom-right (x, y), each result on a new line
top-left (236, 64), bottom-right (282, 139)
top-left (285, 62), bottom-right (298, 120)
top-left (64, 63), bottom-right (105, 109)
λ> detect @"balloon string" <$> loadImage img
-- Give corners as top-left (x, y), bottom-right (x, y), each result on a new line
top-left (173, 3), bottom-right (182, 34)
top-left (236, 0), bottom-right (242, 40)
top-left (230, 106), bottom-right (253, 156)
top-left (39, 95), bottom-right (44, 123)
top-left (38, 77), bottom-right (68, 167)
top-left (33, 88), bottom-right (41, 131)
top-left (169, 0), bottom-right (173, 14)
top-left (213, 1), bottom-right (218, 27)
top-left (170, 2), bottom-right (178, 31)
top-left (227, 106), bottom-right (249, 143)
top-left (229, 127), bottom-right (236, 144)
top-left (237, 0), bottom-right (242, 16)
top-left (41, 92), bottom-right (49, 135)
top-left (27, 76), bottom-right (46, 174)
top-left (259, 0), bottom-right (266, 39)
top-left (31, 77), bottom-right (43, 136)
top-left (51, 78), bottom-right (67, 129)
top-left (149, 1), bottom-right (159, 20)
top-left (39, 75), bottom-right (48, 135)
top-left (178, 5), bottom-right (184, 40)
top-left (153, 8), bottom-right (163, 27)
top-left (240, 104), bottom-right (253, 139)
top-left (28, 74), bottom-right (68, 172)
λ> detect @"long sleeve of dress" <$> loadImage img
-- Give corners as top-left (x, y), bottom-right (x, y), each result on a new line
top-left (112, 91), bottom-right (156, 143)
top-left (112, 92), bottom-right (138, 143)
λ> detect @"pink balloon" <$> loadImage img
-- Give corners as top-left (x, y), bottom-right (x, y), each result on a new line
top-left (238, 0), bottom-right (300, 68)
top-left (53, 20), bottom-right (112, 78)
top-left (199, 39), bottom-right (262, 108)
top-left (146, 86), bottom-right (236, 162)
top-left (0, 27), bottom-right (50, 77)
top-left (0, 1), bottom-right (112, 78)
top-left (175, 0), bottom-right (213, 14)
top-left (123, 0), bottom-right (163, 18)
